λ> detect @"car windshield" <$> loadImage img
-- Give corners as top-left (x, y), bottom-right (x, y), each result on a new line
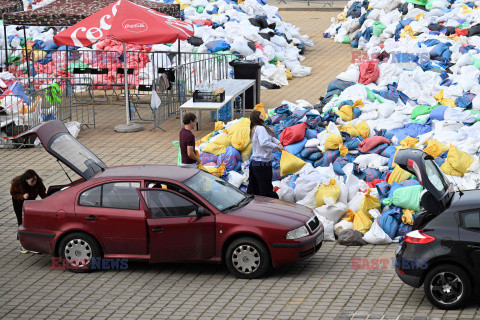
top-left (184, 171), bottom-right (247, 211)
top-left (424, 158), bottom-right (449, 195)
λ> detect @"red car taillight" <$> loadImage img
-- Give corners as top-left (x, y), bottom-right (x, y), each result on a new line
top-left (404, 230), bottom-right (435, 244)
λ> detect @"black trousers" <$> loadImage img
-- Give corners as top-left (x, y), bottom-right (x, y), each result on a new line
top-left (247, 160), bottom-right (279, 199)
top-left (12, 197), bottom-right (23, 226)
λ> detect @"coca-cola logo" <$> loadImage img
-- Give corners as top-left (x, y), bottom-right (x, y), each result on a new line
top-left (122, 19), bottom-right (148, 33)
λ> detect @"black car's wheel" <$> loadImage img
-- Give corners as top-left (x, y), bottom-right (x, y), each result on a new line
top-left (424, 264), bottom-right (471, 309)
top-left (225, 237), bottom-right (271, 279)
top-left (58, 232), bottom-right (101, 273)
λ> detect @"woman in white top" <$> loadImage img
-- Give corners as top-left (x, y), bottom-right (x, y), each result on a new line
top-left (247, 110), bottom-right (283, 198)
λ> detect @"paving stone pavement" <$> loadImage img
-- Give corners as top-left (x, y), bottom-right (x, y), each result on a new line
top-left (1, 9), bottom-right (480, 320)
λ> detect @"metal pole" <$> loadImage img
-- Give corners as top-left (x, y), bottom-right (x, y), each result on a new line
top-left (3, 22), bottom-right (8, 70)
top-left (123, 42), bottom-right (129, 125)
top-left (23, 26), bottom-right (31, 90)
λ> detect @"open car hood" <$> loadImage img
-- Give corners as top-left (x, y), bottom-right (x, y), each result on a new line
top-left (394, 148), bottom-right (452, 213)
top-left (20, 120), bottom-right (106, 180)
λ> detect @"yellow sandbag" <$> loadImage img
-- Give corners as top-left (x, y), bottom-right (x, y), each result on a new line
top-left (325, 134), bottom-right (349, 157)
top-left (214, 121), bottom-right (224, 131)
top-left (336, 105), bottom-right (353, 121)
top-left (325, 134), bottom-right (343, 150)
top-left (214, 134), bottom-right (231, 147)
top-left (440, 144), bottom-right (474, 177)
top-left (352, 99), bottom-right (364, 108)
top-left (280, 151), bottom-right (306, 176)
top-left (399, 136), bottom-right (419, 149)
top-left (341, 123), bottom-right (359, 137)
top-left (254, 103), bottom-right (268, 120)
top-left (337, 12), bottom-right (346, 21)
top-left (462, 4), bottom-right (473, 14)
top-left (202, 142), bottom-right (227, 155)
top-left (198, 163), bottom-right (225, 177)
top-left (32, 50), bottom-right (47, 61)
top-left (197, 131), bottom-right (215, 146)
top-left (416, 13), bottom-right (424, 20)
top-left (387, 165), bottom-right (413, 184)
top-left (285, 69), bottom-right (293, 80)
top-left (360, 189), bottom-right (381, 211)
top-left (424, 139), bottom-right (448, 158)
top-left (240, 142), bottom-right (253, 162)
top-left (230, 127), bottom-right (250, 151)
top-left (400, 25), bottom-right (417, 39)
top-left (402, 209), bottom-right (415, 225)
top-left (343, 209), bottom-right (355, 222)
top-left (315, 179), bottom-right (341, 207)
top-left (353, 209), bottom-right (373, 234)
top-left (354, 121), bottom-right (370, 139)
top-left (227, 117), bottom-right (250, 134)
top-left (433, 90), bottom-right (456, 108)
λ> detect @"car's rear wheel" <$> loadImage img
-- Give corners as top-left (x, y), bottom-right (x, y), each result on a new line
top-left (424, 264), bottom-right (471, 309)
top-left (59, 232), bottom-right (101, 273)
top-left (225, 237), bottom-right (271, 279)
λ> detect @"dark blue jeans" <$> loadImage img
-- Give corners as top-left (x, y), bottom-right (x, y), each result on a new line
top-left (247, 160), bottom-right (279, 199)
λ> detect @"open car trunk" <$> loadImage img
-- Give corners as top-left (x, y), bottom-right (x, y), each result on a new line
top-left (20, 120), bottom-right (107, 181)
top-left (394, 149), bottom-right (454, 229)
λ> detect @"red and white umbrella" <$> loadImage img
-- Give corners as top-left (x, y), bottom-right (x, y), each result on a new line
top-left (53, 0), bottom-right (194, 131)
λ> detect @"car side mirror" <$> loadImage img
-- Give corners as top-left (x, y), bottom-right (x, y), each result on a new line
top-left (196, 207), bottom-right (208, 218)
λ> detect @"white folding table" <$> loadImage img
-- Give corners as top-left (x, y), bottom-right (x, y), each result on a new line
top-left (179, 79), bottom-right (256, 130)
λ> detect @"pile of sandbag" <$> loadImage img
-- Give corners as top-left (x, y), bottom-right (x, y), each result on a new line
top-left (2, 0), bottom-right (313, 89)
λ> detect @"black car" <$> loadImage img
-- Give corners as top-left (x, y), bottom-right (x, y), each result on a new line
top-left (394, 149), bottom-right (480, 309)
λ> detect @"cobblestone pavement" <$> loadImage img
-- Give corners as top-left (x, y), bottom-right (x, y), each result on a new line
top-left (1, 10), bottom-right (479, 320)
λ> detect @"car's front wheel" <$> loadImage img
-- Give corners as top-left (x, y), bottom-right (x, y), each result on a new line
top-left (225, 237), bottom-right (271, 279)
top-left (58, 232), bottom-right (101, 273)
top-left (424, 264), bottom-right (471, 309)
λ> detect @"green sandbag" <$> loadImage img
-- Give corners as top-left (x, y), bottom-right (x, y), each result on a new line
top-left (196, 6), bottom-right (205, 13)
top-left (411, 105), bottom-right (437, 120)
top-left (364, 86), bottom-right (384, 103)
top-left (457, 22), bottom-right (469, 29)
top-left (382, 185), bottom-right (423, 211)
top-left (172, 141), bottom-right (182, 165)
top-left (342, 35), bottom-right (350, 44)
top-left (472, 55), bottom-right (480, 70)
top-left (406, 0), bottom-right (428, 6)
top-left (269, 57), bottom-right (278, 65)
top-left (63, 62), bottom-right (90, 73)
top-left (373, 22), bottom-right (386, 37)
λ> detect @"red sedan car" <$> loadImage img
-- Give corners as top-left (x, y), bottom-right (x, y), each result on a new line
top-left (18, 120), bottom-right (324, 278)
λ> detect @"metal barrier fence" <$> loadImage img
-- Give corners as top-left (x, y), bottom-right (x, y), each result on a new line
top-left (0, 79), bottom-right (74, 147)
top-left (5, 48), bottom-right (239, 98)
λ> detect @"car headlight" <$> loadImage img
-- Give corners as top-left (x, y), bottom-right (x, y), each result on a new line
top-left (286, 225), bottom-right (309, 239)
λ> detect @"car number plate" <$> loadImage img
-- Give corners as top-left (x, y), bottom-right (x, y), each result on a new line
top-left (316, 233), bottom-right (323, 245)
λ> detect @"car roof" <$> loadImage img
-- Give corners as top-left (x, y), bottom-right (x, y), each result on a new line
top-left (448, 189), bottom-right (480, 212)
top-left (92, 165), bottom-right (199, 182)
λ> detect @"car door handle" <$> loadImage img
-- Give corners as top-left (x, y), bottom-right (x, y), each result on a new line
top-left (85, 215), bottom-right (98, 221)
top-left (152, 227), bottom-right (164, 233)
top-left (467, 244), bottom-right (480, 251)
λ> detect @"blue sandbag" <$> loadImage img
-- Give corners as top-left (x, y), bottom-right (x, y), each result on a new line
top-left (205, 40), bottom-right (231, 53)
top-left (285, 138), bottom-right (307, 155)
top-left (380, 145), bottom-right (396, 158)
top-left (305, 128), bottom-right (317, 139)
top-left (300, 147), bottom-right (318, 159)
top-left (376, 182), bottom-right (391, 199)
top-left (318, 150), bottom-right (340, 166)
top-left (200, 152), bottom-right (218, 164)
top-left (429, 104), bottom-right (447, 120)
top-left (378, 206), bottom-right (403, 239)
top-left (217, 146), bottom-right (241, 171)
top-left (308, 152), bottom-right (323, 161)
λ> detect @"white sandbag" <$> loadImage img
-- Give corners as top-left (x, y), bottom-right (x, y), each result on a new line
top-left (296, 186), bottom-right (318, 209)
top-left (316, 215), bottom-right (335, 241)
top-left (228, 171), bottom-right (245, 188)
top-left (363, 219), bottom-right (393, 244)
top-left (314, 197), bottom-right (347, 224)
top-left (277, 185), bottom-right (295, 203)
